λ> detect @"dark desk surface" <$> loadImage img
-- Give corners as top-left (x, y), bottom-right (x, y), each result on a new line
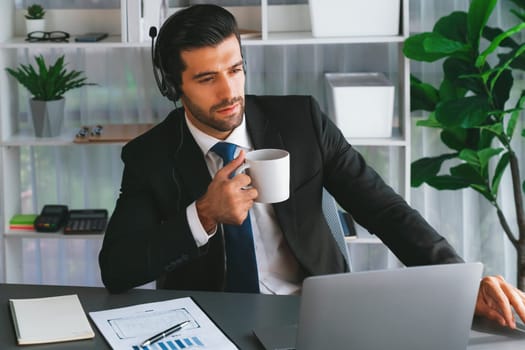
top-left (0, 283), bottom-right (298, 350)
top-left (1, 283), bottom-right (524, 349)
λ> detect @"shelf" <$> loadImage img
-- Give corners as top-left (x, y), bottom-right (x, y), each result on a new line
top-left (346, 236), bottom-right (382, 244)
top-left (1, 128), bottom-right (78, 146)
top-left (1, 123), bottom-right (153, 146)
top-left (4, 231), bottom-right (103, 240)
top-left (1, 131), bottom-right (407, 148)
top-left (258, 32), bottom-right (405, 46)
top-left (0, 33), bottom-right (406, 49)
top-left (347, 129), bottom-right (407, 147)
top-left (0, 35), bottom-right (127, 49)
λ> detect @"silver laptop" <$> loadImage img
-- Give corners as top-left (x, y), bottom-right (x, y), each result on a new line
top-left (254, 262), bottom-right (483, 350)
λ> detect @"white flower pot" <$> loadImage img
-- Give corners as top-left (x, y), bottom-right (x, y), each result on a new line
top-left (25, 19), bottom-right (46, 35)
top-left (29, 98), bottom-right (65, 137)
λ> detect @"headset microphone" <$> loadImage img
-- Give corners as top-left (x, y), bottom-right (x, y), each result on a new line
top-left (150, 26), bottom-right (179, 102)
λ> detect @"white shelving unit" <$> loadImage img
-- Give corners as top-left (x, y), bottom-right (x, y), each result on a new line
top-left (0, 0), bottom-right (409, 282)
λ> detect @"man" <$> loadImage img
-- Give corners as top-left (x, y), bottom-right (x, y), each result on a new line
top-left (99, 4), bottom-right (525, 329)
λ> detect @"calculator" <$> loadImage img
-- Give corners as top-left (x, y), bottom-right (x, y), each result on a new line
top-left (64, 209), bottom-right (108, 234)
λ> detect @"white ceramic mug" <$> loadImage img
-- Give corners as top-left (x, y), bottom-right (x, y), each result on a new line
top-left (239, 149), bottom-right (290, 203)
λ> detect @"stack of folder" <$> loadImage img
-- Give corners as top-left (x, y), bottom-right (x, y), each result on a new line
top-left (9, 214), bottom-right (37, 231)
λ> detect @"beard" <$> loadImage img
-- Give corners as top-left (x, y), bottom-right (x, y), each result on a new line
top-left (181, 94), bottom-right (245, 133)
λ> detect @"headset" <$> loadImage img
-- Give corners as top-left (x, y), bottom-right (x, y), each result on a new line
top-left (149, 13), bottom-right (247, 103)
top-left (149, 23), bottom-right (181, 102)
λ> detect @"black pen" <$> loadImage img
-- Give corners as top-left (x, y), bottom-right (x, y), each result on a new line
top-left (139, 320), bottom-right (190, 347)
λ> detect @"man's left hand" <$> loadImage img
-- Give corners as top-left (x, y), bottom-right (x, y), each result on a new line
top-left (475, 275), bottom-right (525, 328)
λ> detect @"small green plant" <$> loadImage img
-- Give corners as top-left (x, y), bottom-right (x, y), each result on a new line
top-left (25, 4), bottom-right (46, 20)
top-left (5, 55), bottom-right (94, 101)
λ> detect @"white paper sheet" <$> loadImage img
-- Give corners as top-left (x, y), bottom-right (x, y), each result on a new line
top-left (89, 297), bottom-right (238, 350)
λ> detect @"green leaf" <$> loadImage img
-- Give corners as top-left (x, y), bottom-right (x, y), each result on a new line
top-left (459, 149), bottom-right (480, 169)
top-left (478, 127), bottom-right (497, 149)
top-left (490, 68), bottom-right (513, 109)
top-left (476, 22), bottom-right (525, 68)
top-left (488, 44), bottom-right (525, 99)
top-left (443, 57), bottom-right (484, 95)
top-left (498, 51), bottom-right (525, 71)
top-left (441, 128), bottom-right (467, 151)
top-left (508, 91), bottom-right (525, 138)
top-left (426, 175), bottom-right (472, 190)
top-left (470, 184), bottom-right (495, 202)
top-left (411, 153), bottom-right (458, 187)
top-left (410, 76), bottom-right (440, 111)
top-left (404, 33), bottom-right (449, 62)
top-left (450, 163), bottom-right (486, 185)
top-left (416, 113), bottom-right (444, 128)
top-left (510, 0), bottom-right (525, 10)
top-left (492, 152), bottom-right (510, 196)
top-left (480, 123), bottom-right (504, 136)
top-left (482, 26), bottom-right (519, 48)
top-left (439, 78), bottom-right (467, 102)
top-left (423, 35), bottom-right (471, 56)
top-left (433, 11), bottom-right (468, 43)
top-left (477, 147), bottom-right (503, 176)
top-left (510, 8), bottom-right (525, 22)
top-left (435, 96), bottom-right (491, 128)
top-left (467, 0), bottom-right (497, 49)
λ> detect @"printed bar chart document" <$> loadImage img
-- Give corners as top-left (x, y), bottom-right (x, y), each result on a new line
top-left (9, 294), bottom-right (95, 345)
top-left (89, 297), bottom-right (238, 350)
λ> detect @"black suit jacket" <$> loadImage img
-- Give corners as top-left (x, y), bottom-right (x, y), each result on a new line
top-left (99, 95), bottom-right (462, 293)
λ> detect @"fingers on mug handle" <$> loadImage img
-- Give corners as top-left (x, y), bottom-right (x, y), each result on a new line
top-left (234, 163), bottom-right (254, 190)
top-left (234, 163), bottom-right (250, 177)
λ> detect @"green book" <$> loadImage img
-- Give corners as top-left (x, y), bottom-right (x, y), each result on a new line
top-left (9, 214), bottom-right (37, 225)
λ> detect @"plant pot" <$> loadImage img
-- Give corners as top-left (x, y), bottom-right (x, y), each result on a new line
top-left (29, 98), bottom-right (65, 138)
top-left (309, 0), bottom-right (400, 37)
top-left (25, 19), bottom-right (45, 35)
top-left (324, 73), bottom-right (394, 138)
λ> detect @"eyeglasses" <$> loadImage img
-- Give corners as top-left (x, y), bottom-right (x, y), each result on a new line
top-left (26, 31), bottom-right (70, 42)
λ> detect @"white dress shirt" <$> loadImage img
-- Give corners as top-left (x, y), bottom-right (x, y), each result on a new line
top-left (184, 114), bottom-right (304, 295)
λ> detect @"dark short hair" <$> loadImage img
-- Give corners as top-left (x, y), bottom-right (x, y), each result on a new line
top-left (156, 4), bottom-right (242, 97)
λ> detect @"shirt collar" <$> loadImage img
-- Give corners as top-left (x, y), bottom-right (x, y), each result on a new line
top-left (185, 112), bottom-right (252, 155)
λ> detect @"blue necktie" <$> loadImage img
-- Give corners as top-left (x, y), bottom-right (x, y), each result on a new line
top-left (211, 142), bottom-right (260, 293)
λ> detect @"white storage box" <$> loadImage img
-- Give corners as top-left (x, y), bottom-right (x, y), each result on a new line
top-left (325, 73), bottom-right (394, 138)
top-left (309, 0), bottom-right (400, 37)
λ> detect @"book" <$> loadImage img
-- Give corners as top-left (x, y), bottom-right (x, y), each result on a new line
top-left (9, 214), bottom-right (37, 231)
top-left (74, 32), bottom-right (109, 42)
top-left (9, 294), bottom-right (95, 345)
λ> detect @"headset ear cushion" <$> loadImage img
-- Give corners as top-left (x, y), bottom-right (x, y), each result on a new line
top-left (167, 85), bottom-right (180, 102)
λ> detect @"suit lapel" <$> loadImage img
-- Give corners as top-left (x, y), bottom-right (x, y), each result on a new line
top-left (170, 114), bottom-right (212, 202)
top-left (245, 97), bottom-right (298, 244)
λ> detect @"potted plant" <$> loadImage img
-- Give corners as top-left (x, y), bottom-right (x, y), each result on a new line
top-left (403, 0), bottom-right (525, 289)
top-left (25, 4), bottom-right (46, 34)
top-left (5, 55), bottom-right (94, 137)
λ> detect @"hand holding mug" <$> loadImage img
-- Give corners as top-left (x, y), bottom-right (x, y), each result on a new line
top-left (196, 150), bottom-right (258, 231)
top-left (238, 149), bottom-right (290, 204)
